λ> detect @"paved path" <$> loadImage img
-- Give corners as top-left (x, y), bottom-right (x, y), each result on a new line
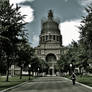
top-left (7, 77), bottom-right (92, 92)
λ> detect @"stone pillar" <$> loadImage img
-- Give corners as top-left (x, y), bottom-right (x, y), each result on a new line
top-left (52, 63), bottom-right (55, 76)
top-left (52, 69), bottom-right (54, 76)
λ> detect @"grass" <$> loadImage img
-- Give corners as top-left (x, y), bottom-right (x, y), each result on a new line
top-left (0, 76), bottom-right (33, 91)
top-left (65, 75), bottom-right (92, 87)
top-left (76, 75), bottom-right (92, 87)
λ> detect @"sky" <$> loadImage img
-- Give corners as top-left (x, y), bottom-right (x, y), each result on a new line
top-left (10, 0), bottom-right (92, 47)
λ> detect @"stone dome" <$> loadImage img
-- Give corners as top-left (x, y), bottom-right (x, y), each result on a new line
top-left (40, 10), bottom-right (62, 45)
top-left (41, 10), bottom-right (61, 35)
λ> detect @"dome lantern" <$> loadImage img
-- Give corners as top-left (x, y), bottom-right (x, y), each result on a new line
top-left (48, 10), bottom-right (53, 20)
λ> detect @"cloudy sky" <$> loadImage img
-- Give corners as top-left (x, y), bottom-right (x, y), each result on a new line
top-left (10, 0), bottom-right (92, 47)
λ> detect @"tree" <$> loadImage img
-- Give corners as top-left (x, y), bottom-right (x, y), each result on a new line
top-left (38, 59), bottom-right (48, 74)
top-left (30, 57), bottom-right (41, 76)
top-left (58, 41), bottom-right (81, 75)
top-left (0, 1), bottom-right (27, 81)
top-left (79, 4), bottom-right (92, 57)
top-left (0, 36), bottom-right (12, 75)
top-left (58, 47), bottom-right (70, 74)
top-left (16, 42), bottom-right (34, 79)
top-left (79, 4), bottom-right (92, 73)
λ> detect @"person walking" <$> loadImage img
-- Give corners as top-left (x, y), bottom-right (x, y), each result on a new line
top-left (71, 72), bottom-right (76, 85)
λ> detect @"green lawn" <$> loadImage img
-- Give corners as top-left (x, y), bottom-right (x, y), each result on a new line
top-left (0, 76), bottom-right (33, 91)
top-left (76, 75), bottom-right (92, 87)
top-left (66, 75), bottom-right (92, 87)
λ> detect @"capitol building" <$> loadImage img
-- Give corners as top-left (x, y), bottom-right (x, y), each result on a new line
top-left (35, 10), bottom-right (62, 75)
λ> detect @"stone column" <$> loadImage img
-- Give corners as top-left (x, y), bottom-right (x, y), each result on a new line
top-left (52, 63), bottom-right (55, 76)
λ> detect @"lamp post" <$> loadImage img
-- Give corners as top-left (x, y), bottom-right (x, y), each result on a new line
top-left (28, 64), bottom-right (31, 80)
top-left (37, 68), bottom-right (39, 77)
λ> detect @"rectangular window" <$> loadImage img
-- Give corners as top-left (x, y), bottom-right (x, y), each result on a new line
top-left (57, 36), bottom-right (59, 41)
top-left (49, 35), bottom-right (51, 39)
top-left (46, 35), bottom-right (48, 40)
top-left (53, 35), bottom-right (55, 40)
top-left (43, 36), bottom-right (45, 41)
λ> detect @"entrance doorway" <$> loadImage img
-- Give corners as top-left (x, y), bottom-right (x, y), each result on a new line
top-left (46, 53), bottom-right (57, 76)
top-left (50, 69), bottom-right (53, 75)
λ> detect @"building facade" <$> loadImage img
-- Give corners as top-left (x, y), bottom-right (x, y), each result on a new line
top-left (35, 10), bottom-right (62, 75)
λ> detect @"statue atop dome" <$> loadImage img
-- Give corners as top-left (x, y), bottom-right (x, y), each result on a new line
top-left (48, 10), bottom-right (53, 20)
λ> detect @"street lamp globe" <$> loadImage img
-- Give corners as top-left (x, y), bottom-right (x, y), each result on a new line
top-left (38, 68), bottom-right (39, 71)
top-left (29, 64), bottom-right (31, 68)
top-left (70, 64), bottom-right (72, 67)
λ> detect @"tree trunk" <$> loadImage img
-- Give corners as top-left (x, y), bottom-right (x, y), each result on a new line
top-left (32, 71), bottom-right (34, 77)
top-left (6, 63), bottom-right (9, 82)
top-left (20, 66), bottom-right (22, 79)
top-left (28, 70), bottom-right (30, 80)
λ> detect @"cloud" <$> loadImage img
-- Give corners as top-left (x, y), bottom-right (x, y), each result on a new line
top-left (59, 20), bottom-right (81, 46)
top-left (79, 0), bottom-right (92, 15)
top-left (10, 0), bottom-right (34, 22)
top-left (10, 0), bottom-right (34, 4)
top-left (31, 35), bottom-right (39, 47)
top-left (19, 6), bottom-right (34, 22)
top-left (80, 0), bottom-right (92, 6)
